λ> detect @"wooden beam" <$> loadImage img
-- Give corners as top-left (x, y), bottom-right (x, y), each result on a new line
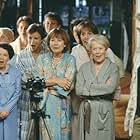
top-left (28, 0), bottom-right (33, 16)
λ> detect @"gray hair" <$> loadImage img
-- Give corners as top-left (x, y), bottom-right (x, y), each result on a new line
top-left (88, 34), bottom-right (110, 50)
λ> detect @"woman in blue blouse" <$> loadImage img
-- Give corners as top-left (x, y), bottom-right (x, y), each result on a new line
top-left (0, 43), bottom-right (21, 140)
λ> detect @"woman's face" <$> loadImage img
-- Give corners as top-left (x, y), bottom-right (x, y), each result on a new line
top-left (0, 48), bottom-right (9, 70)
top-left (80, 27), bottom-right (93, 48)
top-left (27, 32), bottom-right (42, 53)
top-left (17, 21), bottom-right (29, 37)
top-left (0, 34), bottom-right (9, 43)
top-left (44, 17), bottom-right (59, 33)
top-left (91, 42), bottom-right (106, 64)
top-left (49, 35), bottom-right (65, 56)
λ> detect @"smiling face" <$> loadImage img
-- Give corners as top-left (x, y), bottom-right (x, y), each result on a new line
top-left (49, 35), bottom-right (65, 57)
top-left (27, 32), bottom-right (42, 53)
top-left (0, 48), bottom-right (9, 70)
top-left (91, 41), bottom-right (106, 64)
top-left (44, 17), bottom-right (59, 33)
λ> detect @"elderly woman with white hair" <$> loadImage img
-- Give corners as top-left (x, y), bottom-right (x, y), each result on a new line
top-left (76, 34), bottom-right (119, 140)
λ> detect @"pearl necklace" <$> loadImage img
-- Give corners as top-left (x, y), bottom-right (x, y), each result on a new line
top-left (51, 54), bottom-right (63, 76)
top-left (52, 54), bottom-right (63, 65)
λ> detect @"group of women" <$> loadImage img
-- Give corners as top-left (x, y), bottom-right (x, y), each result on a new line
top-left (0, 13), bottom-right (120, 140)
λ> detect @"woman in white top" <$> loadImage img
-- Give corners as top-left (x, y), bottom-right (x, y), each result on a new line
top-left (10, 16), bottom-right (33, 54)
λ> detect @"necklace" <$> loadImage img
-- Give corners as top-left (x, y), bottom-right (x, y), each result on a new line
top-left (51, 54), bottom-right (64, 76)
top-left (52, 54), bottom-right (63, 65)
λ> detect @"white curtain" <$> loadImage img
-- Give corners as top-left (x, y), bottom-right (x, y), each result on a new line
top-left (122, 22), bottom-right (129, 70)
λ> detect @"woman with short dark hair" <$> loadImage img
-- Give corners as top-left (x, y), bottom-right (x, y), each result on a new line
top-left (0, 43), bottom-right (21, 140)
top-left (43, 12), bottom-right (63, 34)
top-left (34, 28), bottom-right (76, 140)
top-left (16, 23), bottom-right (49, 140)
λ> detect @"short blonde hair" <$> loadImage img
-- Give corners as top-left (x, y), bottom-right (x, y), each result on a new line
top-left (0, 27), bottom-right (14, 43)
top-left (88, 34), bottom-right (110, 50)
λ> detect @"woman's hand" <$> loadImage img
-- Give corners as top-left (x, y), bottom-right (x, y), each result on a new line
top-left (0, 111), bottom-right (9, 119)
top-left (56, 77), bottom-right (71, 90)
top-left (45, 77), bottom-right (57, 86)
top-left (46, 77), bottom-right (71, 90)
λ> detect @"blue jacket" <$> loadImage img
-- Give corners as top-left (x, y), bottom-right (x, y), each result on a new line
top-left (0, 65), bottom-right (21, 140)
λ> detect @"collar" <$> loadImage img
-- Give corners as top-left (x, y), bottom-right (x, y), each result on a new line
top-left (0, 65), bottom-right (9, 75)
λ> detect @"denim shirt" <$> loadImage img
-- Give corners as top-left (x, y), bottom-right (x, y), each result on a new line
top-left (0, 65), bottom-right (21, 112)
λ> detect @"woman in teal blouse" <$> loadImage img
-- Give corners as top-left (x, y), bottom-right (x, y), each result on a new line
top-left (34, 28), bottom-right (76, 140)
